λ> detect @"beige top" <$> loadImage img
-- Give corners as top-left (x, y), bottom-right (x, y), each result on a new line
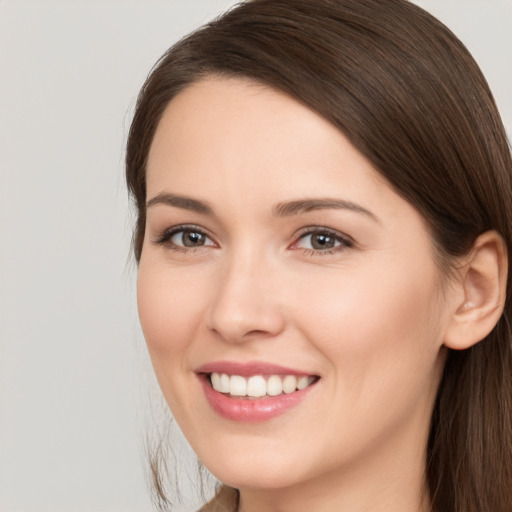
top-left (198, 486), bottom-right (239, 512)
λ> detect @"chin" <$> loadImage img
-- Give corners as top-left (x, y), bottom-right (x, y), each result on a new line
top-left (208, 461), bottom-right (305, 491)
top-left (194, 437), bottom-right (316, 491)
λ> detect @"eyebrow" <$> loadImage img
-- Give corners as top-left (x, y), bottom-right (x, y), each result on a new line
top-left (146, 193), bottom-right (379, 223)
top-left (272, 198), bottom-right (379, 222)
top-left (146, 192), bottom-right (214, 215)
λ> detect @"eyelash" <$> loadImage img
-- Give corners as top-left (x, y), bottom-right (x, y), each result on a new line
top-left (152, 225), bottom-right (354, 255)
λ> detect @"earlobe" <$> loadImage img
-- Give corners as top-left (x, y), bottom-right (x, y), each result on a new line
top-left (444, 230), bottom-right (508, 350)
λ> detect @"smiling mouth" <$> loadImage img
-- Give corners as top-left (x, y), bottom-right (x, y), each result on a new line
top-left (206, 372), bottom-right (320, 399)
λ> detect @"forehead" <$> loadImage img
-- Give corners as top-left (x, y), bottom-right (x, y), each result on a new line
top-left (147, 77), bottom-right (386, 203)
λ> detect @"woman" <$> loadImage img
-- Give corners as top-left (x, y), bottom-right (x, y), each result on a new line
top-left (126, 0), bottom-right (512, 510)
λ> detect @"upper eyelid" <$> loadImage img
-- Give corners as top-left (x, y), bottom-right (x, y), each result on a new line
top-left (167, 224), bottom-right (211, 236)
top-left (293, 226), bottom-right (354, 242)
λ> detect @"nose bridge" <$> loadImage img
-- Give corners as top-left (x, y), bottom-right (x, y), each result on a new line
top-left (207, 242), bottom-right (284, 342)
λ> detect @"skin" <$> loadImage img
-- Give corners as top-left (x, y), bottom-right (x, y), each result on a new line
top-left (137, 77), bottom-right (463, 512)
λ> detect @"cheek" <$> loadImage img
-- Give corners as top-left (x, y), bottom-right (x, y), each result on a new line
top-left (136, 259), bottom-right (207, 369)
top-left (281, 261), bottom-right (447, 470)
top-left (292, 259), bottom-right (445, 402)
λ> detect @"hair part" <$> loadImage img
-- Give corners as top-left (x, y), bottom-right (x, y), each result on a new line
top-left (126, 1), bottom-right (512, 510)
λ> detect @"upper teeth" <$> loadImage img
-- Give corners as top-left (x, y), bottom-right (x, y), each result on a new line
top-left (210, 372), bottom-right (315, 397)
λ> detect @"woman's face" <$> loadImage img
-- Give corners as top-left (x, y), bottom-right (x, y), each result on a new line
top-left (138, 78), bottom-right (453, 493)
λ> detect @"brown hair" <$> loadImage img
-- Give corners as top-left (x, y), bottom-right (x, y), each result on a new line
top-left (126, 0), bottom-right (512, 510)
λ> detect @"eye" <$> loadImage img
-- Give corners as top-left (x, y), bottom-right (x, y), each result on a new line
top-left (153, 225), bottom-right (216, 251)
top-left (292, 228), bottom-right (353, 254)
top-left (171, 229), bottom-right (212, 247)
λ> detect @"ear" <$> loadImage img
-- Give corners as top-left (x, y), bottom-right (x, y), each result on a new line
top-left (443, 230), bottom-right (508, 350)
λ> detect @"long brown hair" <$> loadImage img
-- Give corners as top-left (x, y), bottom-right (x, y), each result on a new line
top-left (126, 1), bottom-right (512, 510)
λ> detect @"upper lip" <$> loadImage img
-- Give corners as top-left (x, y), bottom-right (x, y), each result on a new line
top-left (195, 360), bottom-right (318, 377)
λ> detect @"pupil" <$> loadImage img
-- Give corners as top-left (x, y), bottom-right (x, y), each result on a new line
top-left (183, 231), bottom-right (204, 247)
top-left (312, 233), bottom-right (334, 250)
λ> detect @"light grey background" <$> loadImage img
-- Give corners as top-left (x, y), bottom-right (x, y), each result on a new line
top-left (0, 1), bottom-right (510, 511)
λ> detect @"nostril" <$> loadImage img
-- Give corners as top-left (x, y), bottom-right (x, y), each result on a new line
top-left (207, 316), bottom-right (285, 344)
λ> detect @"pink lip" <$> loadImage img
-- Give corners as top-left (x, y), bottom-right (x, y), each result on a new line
top-left (195, 361), bottom-right (319, 423)
top-left (195, 360), bottom-right (315, 377)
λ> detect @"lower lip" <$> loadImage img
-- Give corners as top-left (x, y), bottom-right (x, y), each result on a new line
top-left (199, 375), bottom-right (317, 422)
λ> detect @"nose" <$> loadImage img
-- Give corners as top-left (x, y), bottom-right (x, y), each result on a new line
top-left (206, 249), bottom-right (286, 343)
